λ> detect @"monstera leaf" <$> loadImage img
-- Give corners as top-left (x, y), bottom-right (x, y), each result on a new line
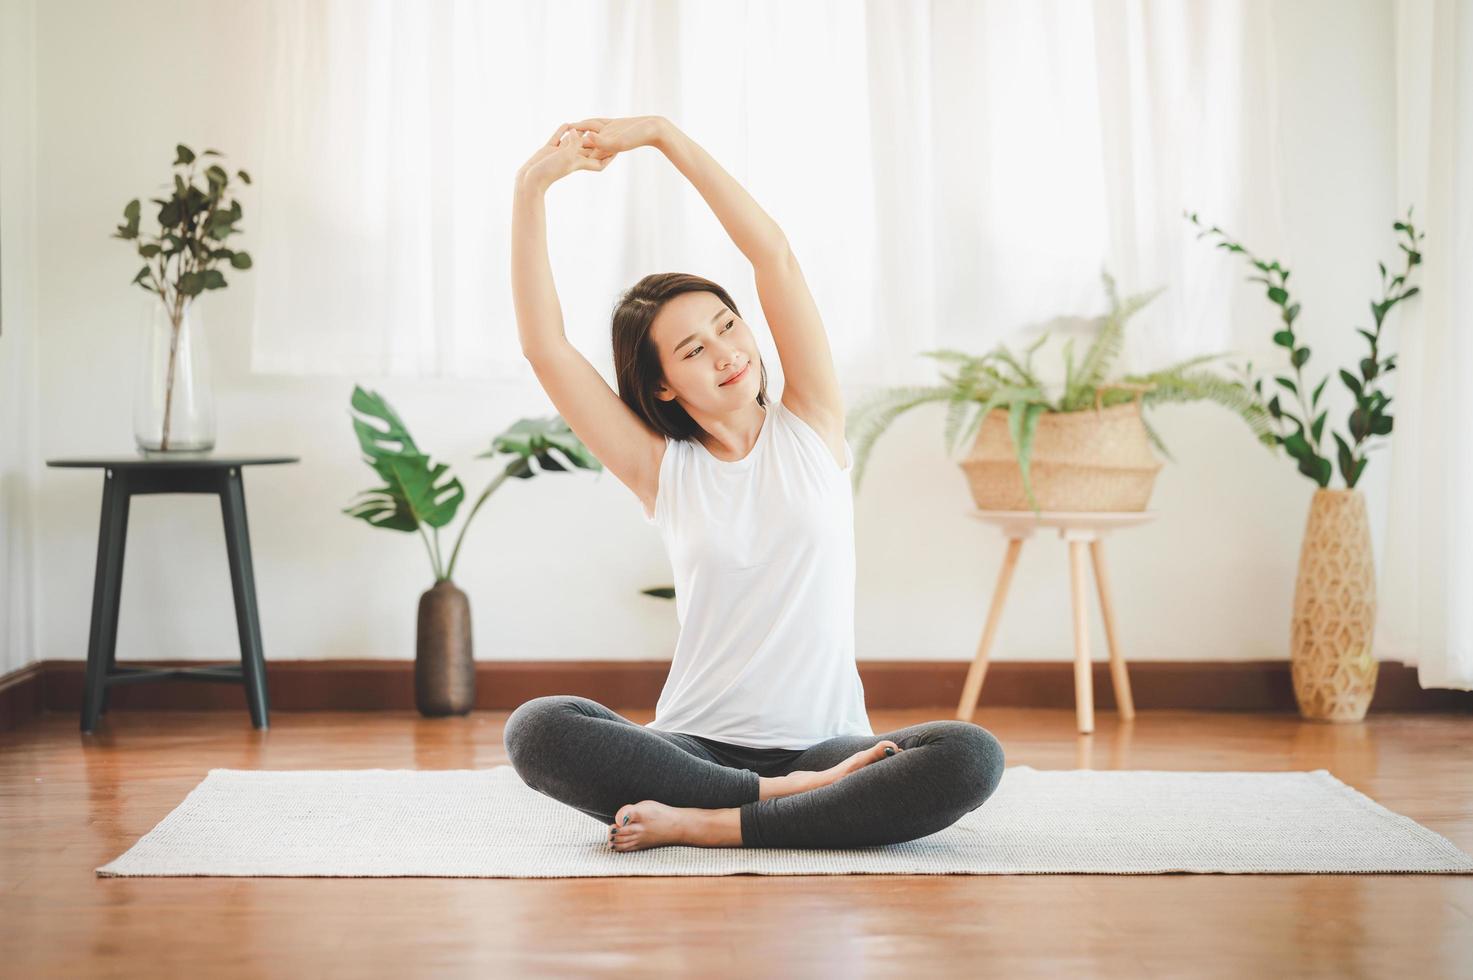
top-left (349, 385), bottom-right (421, 459)
top-left (344, 385), bottom-right (465, 533)
top-left (480, 415), bottom-right (603, 479)
top-left (344, 385), bottom-right (604, 582)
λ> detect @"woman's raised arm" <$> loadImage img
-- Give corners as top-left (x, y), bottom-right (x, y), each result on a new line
top-left (510, 124), bottom-right (666, 514)
top-left (580, 116), bottom-right (845, 435)
top-left (511, 124), bottom-right (609, 358)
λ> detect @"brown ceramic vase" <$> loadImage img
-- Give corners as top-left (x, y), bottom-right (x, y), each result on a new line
top-left (415, 579), bottom-right (475, 717)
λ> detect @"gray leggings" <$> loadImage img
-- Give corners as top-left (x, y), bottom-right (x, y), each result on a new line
top-left (503, 695), bottom-right (1006, 849)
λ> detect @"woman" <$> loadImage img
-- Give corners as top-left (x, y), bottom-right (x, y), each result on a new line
top-left (505, 115), bottom-right (1005, 851)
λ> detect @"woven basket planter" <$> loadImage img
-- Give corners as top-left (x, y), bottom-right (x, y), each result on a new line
top-left (958, 401), bottom-right (1163, 512)
top-left (1290, 488), bottom-right (1379, 722)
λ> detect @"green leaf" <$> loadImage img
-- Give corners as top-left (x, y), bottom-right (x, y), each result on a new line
top-left (1284, 302), bottom-right (1301, 325)
top-left (123, 199), bottom-right (140, 221)
top-left (367, 452), bottom-right (464, 529)
top-left (345, 385), bottom-right (465, 533)
top-left (174, 144), bottom-right (196, 166)
top-left (230, 251), bottom-right (253, 269)
top-left (1339, 369), bottom-right (1362, 397)
top-left (1274, 376), bottom-right (1298, 396)
top-left (1311, 376), bottom-right (1328, 407)
top-left (1349, 406), bottom-right (1370, 441)
top-left (1291, 347), bottom-right (1310, 368)
top-left (1371, 414), bottom-right (1393, 436)
top-left (1272, 330), bottom-right (1294, 348)
top-left (844, 385), bottom-right (955, 492)
top-left (1311, 411), bottom-right (1327, 445)
top-left (236, 169), bottom-right (252, 185)
top-left (343, 489), bottom-right (419, 533)
top-left (1334, 433), bottom-right (1357, 485)
top-left (1267, 286), bottom-right (1288, 305)
top-left (350, 384), bottom-right (422, 458)
top-left (477, 415), bottom-right (603, 474)
top-left (1008, 402), bottom-right (1047, 513)
top-left (1297, 452), bottom-right (1332, 487)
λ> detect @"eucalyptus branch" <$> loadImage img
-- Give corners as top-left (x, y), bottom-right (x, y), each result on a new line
top-left (1334, 208), bottom-right (1424, 487)
top-left (1186, 208), bottom-right (1425, 490)
top-left (1186, 211), bottom-right (1332, 486)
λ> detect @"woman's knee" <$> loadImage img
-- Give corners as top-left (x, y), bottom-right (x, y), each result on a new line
top-left (932, 721), bottom-right (1005, 811)
top-left (961, 723), bottom-right (1005, 808)
top-left (503, 695), bottom-right (582, 765)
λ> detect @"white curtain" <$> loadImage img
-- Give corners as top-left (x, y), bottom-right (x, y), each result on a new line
top-left (1376, 0), bottom-right (1473, 690)
top-left (250, 0), bottom-right (1282, 388)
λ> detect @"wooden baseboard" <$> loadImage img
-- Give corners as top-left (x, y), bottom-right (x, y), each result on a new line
top-left (1, 658), bottom-right (1468, 730)
top-left (0, 661), bottom-right (46, 732)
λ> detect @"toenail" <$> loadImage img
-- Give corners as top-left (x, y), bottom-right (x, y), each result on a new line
top-left (884, 747), bottom-right (895, 756)
top-left (622, 814), bottom-right (630, 824)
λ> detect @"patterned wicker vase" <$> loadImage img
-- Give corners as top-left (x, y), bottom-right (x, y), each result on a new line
top-left (1290, 489), bottom-right (1379, 722)
top-left (958, 402), bottom-right (1164, 512)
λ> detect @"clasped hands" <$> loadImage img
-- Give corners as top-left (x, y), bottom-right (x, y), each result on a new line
top-left (517, 115), bottom-right (669, 190)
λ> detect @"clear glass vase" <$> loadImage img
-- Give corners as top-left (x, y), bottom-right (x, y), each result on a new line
top-left (134, 295), bottom-right (215, 455)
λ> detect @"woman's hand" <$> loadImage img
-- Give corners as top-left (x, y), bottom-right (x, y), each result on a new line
top-left (516, 122), bottom-right (619, 192)
top-left (569, 115), bottom-right (670, 156)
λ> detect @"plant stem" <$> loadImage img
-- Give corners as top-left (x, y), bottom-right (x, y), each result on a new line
top-left (417, 523), bottom-right (442, 581)
top-left (445, 469), bottom-right (513, 581)
top-left (160, 307), bottom-right (181, 451)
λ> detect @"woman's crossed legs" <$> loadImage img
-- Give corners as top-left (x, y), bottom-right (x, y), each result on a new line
top-left (503, 695), bottom-right (1005, 850)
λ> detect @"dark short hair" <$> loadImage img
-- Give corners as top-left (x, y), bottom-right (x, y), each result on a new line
top-left (611, 272), bottom-right (770, 440)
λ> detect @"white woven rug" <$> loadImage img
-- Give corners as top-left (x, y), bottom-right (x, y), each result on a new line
top-left (96, 765), bottom-right (1473, 878)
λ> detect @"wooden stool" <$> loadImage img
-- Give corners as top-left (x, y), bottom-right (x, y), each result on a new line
top-left (955, 510), bottom-right (1157, 734)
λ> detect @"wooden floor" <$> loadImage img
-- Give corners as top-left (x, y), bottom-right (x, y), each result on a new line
top-left (3, 706), bottom-right (1471, 979)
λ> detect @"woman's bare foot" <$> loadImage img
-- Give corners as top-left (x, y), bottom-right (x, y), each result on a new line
top-left (780, 739), bottom-right (903, 797)
top-left (608, 800), bottom-right (741, 851)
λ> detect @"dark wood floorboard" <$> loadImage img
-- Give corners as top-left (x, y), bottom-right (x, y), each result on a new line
top-left (2, 707), bottom-right (1470, 978)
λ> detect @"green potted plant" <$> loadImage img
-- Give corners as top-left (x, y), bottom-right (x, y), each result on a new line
top-left (344, 385), bottom-right (602, 716)
top-left (1186, 209), bottom-right (1424, 723)
top-left (111, 143), bottom-right (252, 454)
top-left (846, 272), bottom-right (1274, 513)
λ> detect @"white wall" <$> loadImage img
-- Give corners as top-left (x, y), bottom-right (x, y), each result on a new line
top-left (18, 0), bottom-right (1401, 670)
top-left (1, 0), bottom-right (42, 677)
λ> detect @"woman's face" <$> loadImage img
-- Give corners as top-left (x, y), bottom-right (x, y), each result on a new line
top-left (649, 291), bottom-right (759, 414)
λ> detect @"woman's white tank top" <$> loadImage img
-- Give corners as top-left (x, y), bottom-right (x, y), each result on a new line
top-left (641, 397), bottom-right (875, 750)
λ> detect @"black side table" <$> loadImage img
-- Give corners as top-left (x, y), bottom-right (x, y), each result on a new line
top-left (45, 455), bottom-right (299, 733)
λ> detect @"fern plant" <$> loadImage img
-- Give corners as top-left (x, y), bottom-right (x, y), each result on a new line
top-left (845, 272), bottom-right (1275, 511)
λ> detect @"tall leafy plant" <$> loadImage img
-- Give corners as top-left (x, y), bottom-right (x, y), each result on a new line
top-left (344, 385), bottom-right (602, 582)
top-left (111, 143), bottom-right (253, 449)
top-left (1185, 209), bottom-right (1424, 488)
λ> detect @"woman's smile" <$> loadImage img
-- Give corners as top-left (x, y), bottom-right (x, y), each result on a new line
top-left (719, 363), bottom-right (750, 387)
